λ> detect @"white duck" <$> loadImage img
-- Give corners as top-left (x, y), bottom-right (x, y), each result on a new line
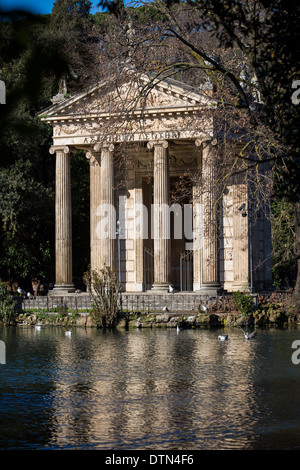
top-left (218, 334), bottom-right (228, 341)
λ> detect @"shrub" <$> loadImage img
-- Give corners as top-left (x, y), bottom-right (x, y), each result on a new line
top-left (0, 281), bottom-right (17, 324)
top-left (83, 266), bottom-right (122, 328)
top-left (232, 290), bottom-right (255, 316)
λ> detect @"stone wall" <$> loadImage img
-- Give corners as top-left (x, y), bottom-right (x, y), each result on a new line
top-left (13, 310), bottom-right (300, 329)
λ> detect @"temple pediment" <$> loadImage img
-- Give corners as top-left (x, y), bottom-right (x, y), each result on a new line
top-left (38, 74), bottom-right (214, 146)
top-left (39, 74), bottom-right (213, 122)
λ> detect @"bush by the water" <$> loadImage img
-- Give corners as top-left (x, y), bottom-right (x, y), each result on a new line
top-left (84, 266), bottom-right (122, 328)
top-left (232, 290), bottom-right (255, 316)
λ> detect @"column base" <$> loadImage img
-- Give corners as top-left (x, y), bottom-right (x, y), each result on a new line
top-left (195, 283), bottom-right (223, 296)
top-left (231, 282), bottom-right (250, 292)
top-left (149, 283), bottom-right (171, 293)
top-left (50, 284), bottom-right (76, 295)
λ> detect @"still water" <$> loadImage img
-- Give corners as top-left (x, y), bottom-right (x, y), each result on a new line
top-left (0, 325), bottom-right (299, 450)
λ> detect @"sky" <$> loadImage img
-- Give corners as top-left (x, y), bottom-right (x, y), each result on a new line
top-left (0, 0), bottom-right (102, 15)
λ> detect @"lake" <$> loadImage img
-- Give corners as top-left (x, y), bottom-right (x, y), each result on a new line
top-left (0, 325), bottom-right (299, 450)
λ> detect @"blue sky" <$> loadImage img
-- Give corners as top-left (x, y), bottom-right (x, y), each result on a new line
top-left (0, 0), bottom-right (102, 14)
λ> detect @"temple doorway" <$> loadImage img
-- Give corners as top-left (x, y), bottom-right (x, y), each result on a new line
top-left (142, 176), bottom-right (193, 291)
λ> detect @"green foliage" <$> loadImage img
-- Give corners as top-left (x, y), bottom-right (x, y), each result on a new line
top-left (51, 0), bottom-right (92, 33)
top-left (0, 5), bottom-right (94, 290)
top-left (271, 198), bottom-right (296, 288)
top-left (0, 282), bottom-right (17, 324)
top-left (0, 159), bottom-right (54, 285)
top-left (232, 291), bottom-right (255, 316)
top-left (84, 267), bottom-right (122, 328)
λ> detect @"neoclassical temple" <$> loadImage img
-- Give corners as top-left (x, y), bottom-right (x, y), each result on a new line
top-left (39, 74), bottom-right (272, 294)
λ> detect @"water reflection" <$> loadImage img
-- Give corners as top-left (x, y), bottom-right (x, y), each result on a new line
top-left (0, 326), bottom-right (299, 449)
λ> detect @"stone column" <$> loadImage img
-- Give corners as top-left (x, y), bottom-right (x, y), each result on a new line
top-left (134, 172), bottom-right (144, 292)
top-left (86, 147), bottom-right (101, 274)
top-left (147, 140), bottom-right (171, 291)
top-left (232, 173), bottom-right (250, 291)
top-left (94, 143), bottom-right (116, 270)
top-left (50, 145), bottom-right (75, 293)
top-left (194, 139), bottom-right (221, 295)
top-left (192, 183), bottom-right (202, 290)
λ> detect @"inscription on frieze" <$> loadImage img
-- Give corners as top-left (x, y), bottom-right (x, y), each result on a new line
top-left (81, 130), bottom-right (207, 144)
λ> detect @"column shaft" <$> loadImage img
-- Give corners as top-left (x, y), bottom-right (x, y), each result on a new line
top-left (148, 140), bottom-right (170, 291)
top-left (87, 149), bottom-right (101, 274)
top-left (232, 173), bottom-right (250, 291)
top-left (50, 145), bottom-right (75, 292)
top-left (95, 143), bottom-right (116, 269)
top-left (194, 139), bottom-right (221, 294)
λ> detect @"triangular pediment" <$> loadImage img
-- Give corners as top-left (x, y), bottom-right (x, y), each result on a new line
top-left (39, 74), bottom-right (213, 121)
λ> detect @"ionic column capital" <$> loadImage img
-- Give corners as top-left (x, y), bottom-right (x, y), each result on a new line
top-left (195, 137), bottom-right (217, 147)
top-left (147, 140), bottom-right (169, 150)
top-left (86, 149), bottom-right (101, 166)
top-left (93, 142), bottom-right (114, 153)
top-left (49, 145), bottom-right (70, 155)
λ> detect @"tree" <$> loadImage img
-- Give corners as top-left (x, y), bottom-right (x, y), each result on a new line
top-left (0, 12), bottom-right (57, 290)
top-left (0, 159), bottom-right (54, 289)
top-left (0, 4), bottom-right (96, 290)
top-left (49, 0), bottom-right (95, 86)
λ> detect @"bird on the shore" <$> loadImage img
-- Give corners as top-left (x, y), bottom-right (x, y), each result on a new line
top-left (163, 306), bottom-right (169, 312)
top-left (17, 287), bottom-right (26, 296)
top-left (169, 285), bottom-right (174, 293)
top-left (218, 334), bottom-right (228, 341)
